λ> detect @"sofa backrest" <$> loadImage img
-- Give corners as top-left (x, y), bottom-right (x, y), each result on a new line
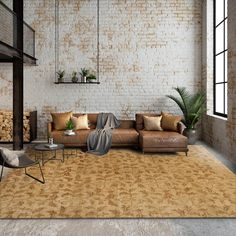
top-left (135, 113), bottom-right (161, 130)
top-left (119, 120), bottom-right (135, 129)
top-left (61, 113), bottom-right (135, 129)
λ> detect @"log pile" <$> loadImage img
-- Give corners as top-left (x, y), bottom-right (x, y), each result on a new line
top-left (0, 110), bottom-right (31, 142)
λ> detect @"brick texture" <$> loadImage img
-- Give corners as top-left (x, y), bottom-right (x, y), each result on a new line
top-left (0, 0), bottom-right (202, 138)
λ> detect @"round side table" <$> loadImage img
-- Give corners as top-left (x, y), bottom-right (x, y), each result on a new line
top-left (34, 143), bottom-right (64, 166)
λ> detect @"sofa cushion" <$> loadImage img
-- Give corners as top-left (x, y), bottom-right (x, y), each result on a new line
top-left (71, 114), bottom-right (90, 130)
top-left (51, 130), bottom-right (92, 145)
top-left (143, 115), bottom-right (163, 131)
top-left (161, 112), bottom-right (182, 131)
top-left (112, 128), bottom-right (139, 145)
top-left (51, 111), bottom-right (72, 130)
top-left (136, 113), bottom-right (161, 130)
top-left (73, 113), bottom-right (98, 129)
top-left (139, 130), bottom-right (187, 148)
top-left (52, 128), bottom-right (138, 146)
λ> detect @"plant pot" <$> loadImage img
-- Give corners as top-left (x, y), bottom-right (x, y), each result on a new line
top-left (81, 76), bottom-right (86, 83)
top-left (72, 77), bottom-right (78, 83)
top-left (66, 129), bottom-right (73, 134)
top-left (183, 128), bottom-right (197, 145)
top-left (58, 77), bottom-right (64, 83)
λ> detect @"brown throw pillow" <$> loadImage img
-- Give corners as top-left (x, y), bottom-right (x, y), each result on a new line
top-left (71, 114), bottom-right (90, 130)
top-left (161, 112), bottom-right (182, 131)
top-left (51, 111), bottom-right (72, 130)
top-left (143, 115), bottom-right (163, 131)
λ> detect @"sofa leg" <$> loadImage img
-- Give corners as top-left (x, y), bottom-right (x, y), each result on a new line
top-left (185, 151), bottom-right (188, 157)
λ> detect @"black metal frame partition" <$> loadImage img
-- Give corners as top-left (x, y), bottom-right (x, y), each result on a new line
top-left (0, 1), bottom-right (37, 64)
top-left (213, 0), bottom-right (228, 118)
top-left (0, 0), bottom-right (37, 149)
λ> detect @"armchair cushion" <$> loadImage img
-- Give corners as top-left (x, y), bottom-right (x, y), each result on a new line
top-left (0, 147), bottom-right (24, 167)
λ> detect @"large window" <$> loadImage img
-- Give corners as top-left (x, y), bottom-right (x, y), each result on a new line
top-left (214, 0), bottom-right (228, 117)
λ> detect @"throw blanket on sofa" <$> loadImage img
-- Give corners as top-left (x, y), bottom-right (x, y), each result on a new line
top-left (87, 113), bottom-right (120, 155)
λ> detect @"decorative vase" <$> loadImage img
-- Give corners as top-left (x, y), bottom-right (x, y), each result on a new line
top-left (80, 76), bottom-right (85, 83)
top-left (183, 128), bottom-right (197, 145)
top-left (48, 137), bottom-right (54, 145)
top-left (72, 76), bottom-right (78, 83)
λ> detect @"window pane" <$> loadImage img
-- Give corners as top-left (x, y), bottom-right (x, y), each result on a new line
top-left (225, 19), bottom-right (228, 49)
top-left (225, 0), bottom-right (228, 17)
top-left (216, 0), bottom-right (224, 25)
top-left (215, 84), bottom-right (224, 114)
top-left (225, 83), bottom-right (228, 114)
top-left (214, 1), bottom-right (228, 117)
top-left (216, 22), bottom-right (224, 54)
top-left (216, 53), bottom-right (224, 83)
top-left (225, 51), bottom-right (228, 81)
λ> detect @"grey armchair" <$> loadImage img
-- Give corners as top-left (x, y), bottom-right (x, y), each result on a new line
top-left (0, 149), bottom-right (45, 184)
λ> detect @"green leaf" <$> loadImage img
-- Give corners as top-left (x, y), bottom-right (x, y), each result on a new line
top-left (166, 87), bottom-right (206, 129)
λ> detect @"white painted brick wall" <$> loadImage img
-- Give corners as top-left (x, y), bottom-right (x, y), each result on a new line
top-left (0, 0), bottom-right (202, 138)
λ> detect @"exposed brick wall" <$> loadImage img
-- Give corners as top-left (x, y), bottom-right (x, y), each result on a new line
top-left (0, 0), bottom-right (202, 138)
top-left (202, 0), bottom-right (236, 164)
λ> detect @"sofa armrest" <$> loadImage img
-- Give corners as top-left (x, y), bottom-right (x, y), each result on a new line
top-left (177, 122), bottom-right (186, 135)
top-left (47, 122), bottom-right (53, 138)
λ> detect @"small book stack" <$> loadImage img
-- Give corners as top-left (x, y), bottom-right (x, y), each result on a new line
top-left (44, 143), bottom-right (58, 148)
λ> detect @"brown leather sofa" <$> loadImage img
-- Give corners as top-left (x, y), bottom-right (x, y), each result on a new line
top-left (48, 113), bottom-right (139, 147)
top-left (136, 113), bottom-right (188, 155)
top-left (48, 113), bottom-right (188, 155)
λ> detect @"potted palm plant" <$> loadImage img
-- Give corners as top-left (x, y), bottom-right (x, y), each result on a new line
top-left (167, 87), bottom-right (205, 144)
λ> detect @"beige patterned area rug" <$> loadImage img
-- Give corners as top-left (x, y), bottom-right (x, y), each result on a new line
top-left (1, 145), bottom-right (236, 218)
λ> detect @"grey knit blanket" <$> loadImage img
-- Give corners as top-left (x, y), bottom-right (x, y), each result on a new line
top-left (87, 113), bottom-right (120, 155)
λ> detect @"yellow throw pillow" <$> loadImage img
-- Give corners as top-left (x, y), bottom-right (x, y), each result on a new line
top-left (143, 115), bottom-right (163, 131)
top-left (161, 112), bottom-right (182, 131)
top-left (51, 111), bottom-right (72, 130)
top-left (71, 114), bottom-right (90, 130)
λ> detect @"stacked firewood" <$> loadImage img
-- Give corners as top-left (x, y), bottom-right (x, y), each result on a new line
top-left (0, 110), bottom-right (30, 142)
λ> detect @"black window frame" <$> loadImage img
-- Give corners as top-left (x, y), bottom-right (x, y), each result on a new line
top-left (213, 0), bottom-right (228, 118)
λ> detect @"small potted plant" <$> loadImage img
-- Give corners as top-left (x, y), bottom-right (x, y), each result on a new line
top-left (56, 70), bottom-right (65, 83)
top-left (66, 119), bottom-right (74, 135)
top-left (79, 68), bottom-right (89, 83)
top-left (86, 73), bottom-right (96, 83)
top-left (71, 71), bottom-right (78, 83)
